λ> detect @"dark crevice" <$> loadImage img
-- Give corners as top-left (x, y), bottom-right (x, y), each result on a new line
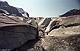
top-left (65, 23), bottom-right (80, 28)
top-left (7, 16), bottom-right (20, 22)
top-left (0, 21), bottom-right (17, 24)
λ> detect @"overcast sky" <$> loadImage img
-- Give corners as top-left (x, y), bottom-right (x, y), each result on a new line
top-left (2, 0), bottom-right (80, 17)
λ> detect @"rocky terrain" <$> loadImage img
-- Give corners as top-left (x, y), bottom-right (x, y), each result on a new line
top-left (0, 1), bottom-right (80, 51)
top-left (37, 15), bottom-right (80, 51)
top-left (60, 9), bottom-right (80, 17)
top-left (1, 14), bottom-right (78, 51)
top-left (0, 1), bottom-right (29, 17)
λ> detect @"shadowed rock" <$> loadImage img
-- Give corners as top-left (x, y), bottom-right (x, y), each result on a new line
top-left (0, 15), bottom-right (38, 50)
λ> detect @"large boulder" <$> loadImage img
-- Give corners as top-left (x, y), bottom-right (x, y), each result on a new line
top-left (0, 15), bottom-right (38, 50)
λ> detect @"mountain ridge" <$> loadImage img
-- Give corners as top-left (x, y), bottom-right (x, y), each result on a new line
top-left (0, 1), bottom-right (29, 17)
top-left (60, 9), bottom-right (80, 17)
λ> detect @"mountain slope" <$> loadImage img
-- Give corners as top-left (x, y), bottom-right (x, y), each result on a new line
top-left (0, 1), bottom-right (29, 17)
top-left (60, 9), bottom-right (80, 17)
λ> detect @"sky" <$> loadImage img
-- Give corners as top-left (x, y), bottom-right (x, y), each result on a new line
top-left (1, 0), bottom-right (80, 17)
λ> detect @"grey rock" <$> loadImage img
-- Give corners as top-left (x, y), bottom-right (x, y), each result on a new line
top-left (0, 16), bottom-right (38, 50)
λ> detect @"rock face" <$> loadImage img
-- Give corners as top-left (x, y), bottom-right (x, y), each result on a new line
top-left (44, 15), bottom-right (80, 33)
top-left (41, 35), bottom-right (80, 51)
top-left (41, 15), bottom-right (80, 51)
top-left (58, 15), bottom-right (80, 29)
top-left (38, 18), bottom-right (51, 30)
top-left (0, 1), bottom-right (29, 17)
top-left (60, 9), bottom-right (80, 17)
top-left (0, 15), bottom-right (38, 50)
top-left (49, 26), bottom-right (80, 37)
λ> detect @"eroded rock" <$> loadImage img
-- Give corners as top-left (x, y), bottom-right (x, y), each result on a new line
top-left (41, 35), bottom-right (80, 51)
top-left (0, 15), bottom-right (38, 50)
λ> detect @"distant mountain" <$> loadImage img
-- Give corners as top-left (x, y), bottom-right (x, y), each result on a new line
top-left (0, 1), bottom-right (29, 17)
top-left (60, 9), bottom-right (80, 17)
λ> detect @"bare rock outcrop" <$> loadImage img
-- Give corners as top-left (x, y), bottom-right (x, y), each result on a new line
top-left (41, 34), bottom-right (80, 51)
top-left (45, 15), bottom-right (80, 33)
top-left (41, 15), bottom-right (80, 51)
top-left (59, 15), bottom-right (80, 26)
top-left (0, 15), bottom-right (38, 50)
top-left (41, 29), bottom-right (80, 51)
